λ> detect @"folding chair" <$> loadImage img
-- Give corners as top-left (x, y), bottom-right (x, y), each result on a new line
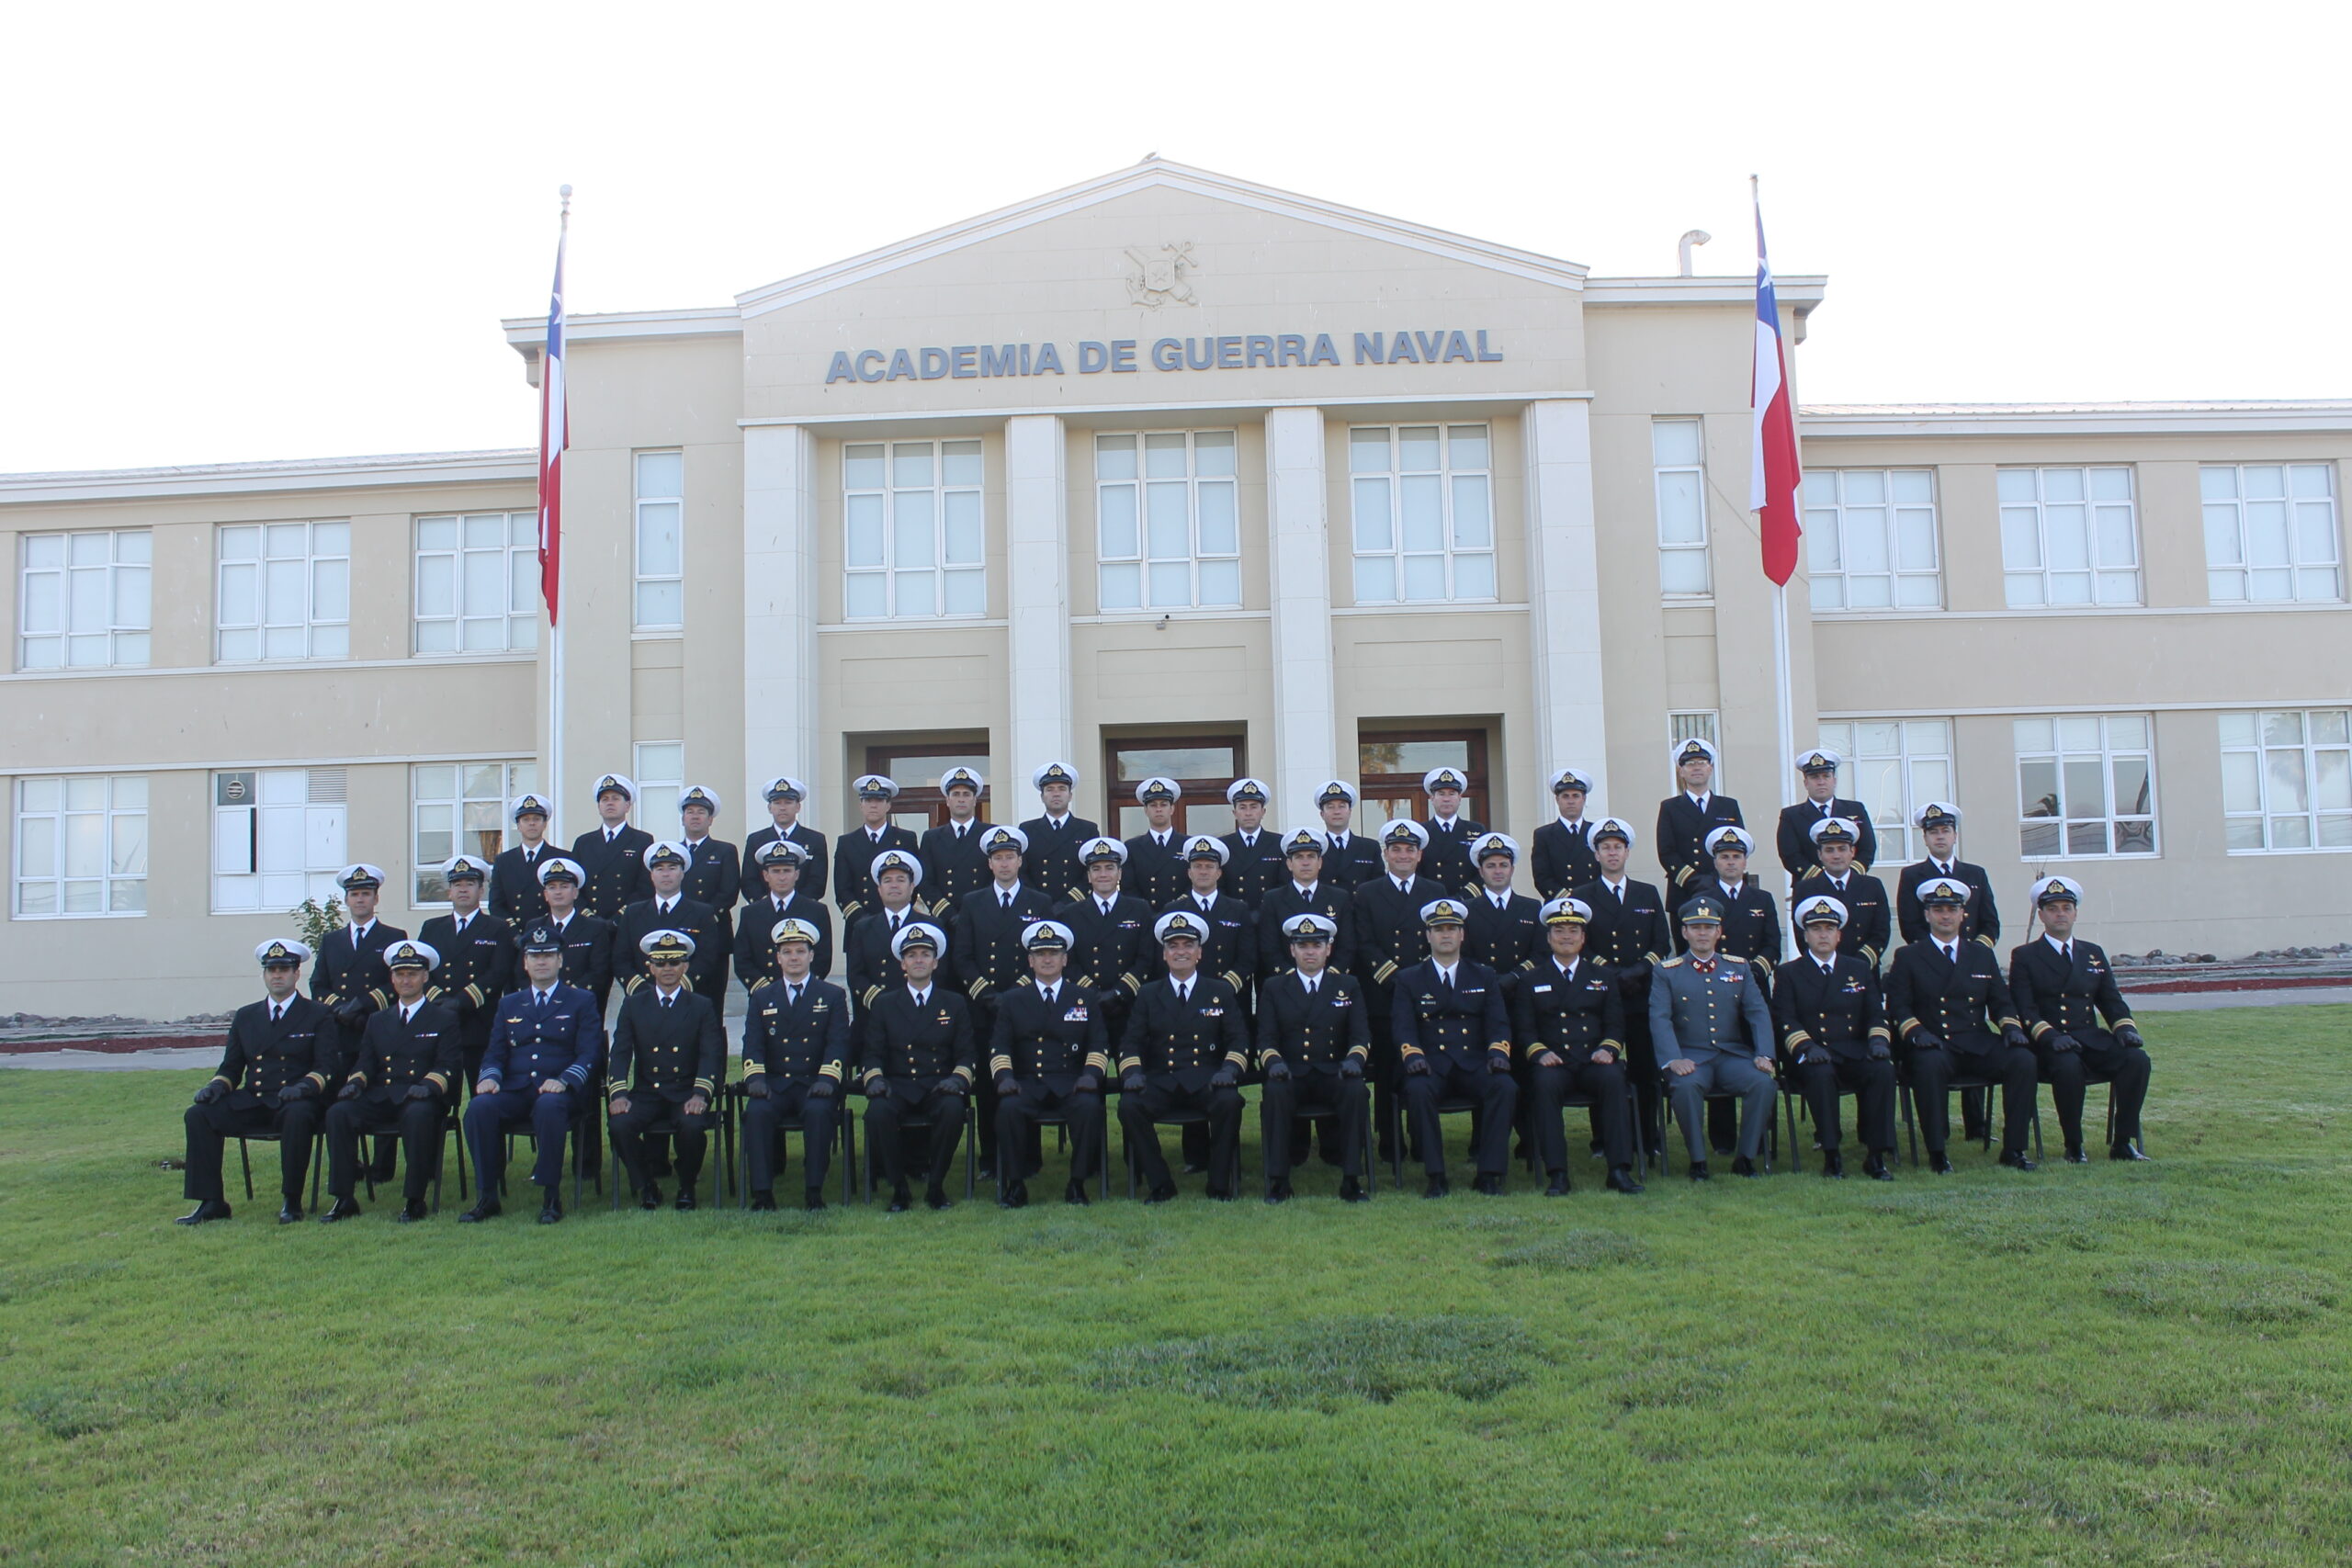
top-left (361, 1108), bottom-right (468, 1213)
top-left (734, 1081), bottom-right (859, 1208)
top-left (232, 1126), bottom-right (325, 1210)
top-left (859, 1098), bottom-right (978, 1201)
top-left (1897, 1067), bottom-right (2044, 1167)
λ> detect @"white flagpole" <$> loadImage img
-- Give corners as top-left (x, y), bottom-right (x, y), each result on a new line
top-left (1757, 175), bottom-right (1801, 946)
top-left (548, 185), bottom-right (571, 835)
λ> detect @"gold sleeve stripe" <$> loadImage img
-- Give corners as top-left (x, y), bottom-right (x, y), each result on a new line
top-left (818, 1063), bottom-right (844, 1080)
top-left (989, 1055), bottom-right (1013, 1074)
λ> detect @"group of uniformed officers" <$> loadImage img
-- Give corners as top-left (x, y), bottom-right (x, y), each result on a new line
top-left (177, 740), bottom-right (2154, 1225)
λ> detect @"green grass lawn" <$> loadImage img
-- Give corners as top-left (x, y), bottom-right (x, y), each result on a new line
top-left (4, 1006), bottom-right (2350, 1566)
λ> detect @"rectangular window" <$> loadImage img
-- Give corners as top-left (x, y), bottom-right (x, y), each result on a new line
top-left (1803, 469), bottom-right (1940, 611)
top-left (1096, 430), bottom-right (1241, 611)
top-left (216, 521), bottom-right (349, 661)
top-left (415, 512), bottom-right (539, 653)
top-left (864, 739), bottom-right (992, 833)
top-left (14, 775), bottom-right (146, 918)
top-left (843, 439), bottom-right (986, 619)
top-left (2201, 464), bottom-right (2343, 604)
top-left (1998, 467), bottom-right (2140, 607)
top-left (1355, 729), bottom-right (1488, 837)
top-left (1817, 719), bottom-right (1954, 863)
top-left (212, 768), bottom-right (347, 912)
top-left (2221, 709), bottom-right (2352, 852)
top-left (17, 530), bottom-right (151, 670)
top-left (1653, 418), bottom-right (1710, 598)
top-left (1348, 423), bottom-right (1496, 604)
top-left (1668, 712), bottom-right (1722, 791)
top-left (1105, 735), bottom-right (1245, 838)
top-left (634, 451), bottom-right (684, 630)
top-left (413, 760), bottom-right (537, 904)
top-left (633, 742), bottom-right (684, 829)
top-left (2014, 715), bottom-right (2157, 859)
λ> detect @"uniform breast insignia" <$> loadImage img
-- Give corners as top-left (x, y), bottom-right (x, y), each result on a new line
top-left (1332, 994), bottom-right (1352, 1008)
top-left (1064, 1005), bottom-right (1089, 1021)
top-left (1201, 1006), bottom-right (1223, 1017)
top-left (505, 1015), bottom-right (524, 1025)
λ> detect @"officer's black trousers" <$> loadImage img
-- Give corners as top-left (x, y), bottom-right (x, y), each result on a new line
top-left (1905, 1035), bottom-right (2038, 1155)
top-left (609, 1098), bottom-right (711, 1196)
top-left (324, 1097), bottom-right (445, 1202)
top-left (184, 1100), bottom-right (319, 1203)
top-left (995, 1077), bottom-right (1105, 1184)
top-left (742, 1081), bottom-right (839, 1193)
top-left (864, 1081), bottom-right (967, 1190)
top-left (1792, 1055), bottom-right (1897, 1153)
top-left (2037, 1035), bottom-right (2152, 1148)
top-left (1531, 1059), bottom-right (1634, 1175)
top-left (1402, 1056), bottom-right (1518, 1177)
top-left (467, 1088), bottom-right (581, 1195)
top-left (1117, 1078), bottom-right (1242, 1194)
top-left (1260, 1068), bottom-right (1368, 1181)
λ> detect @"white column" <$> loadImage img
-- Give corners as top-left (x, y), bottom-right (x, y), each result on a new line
top-left (742, 423), bottom-right (819, 808)
top-left (1265, 404), bottom-right (1337, 815)
top-left (1003, 413), bottom-right (1073, 789)
top-left (1523, 399), bottom-right (1611, 810)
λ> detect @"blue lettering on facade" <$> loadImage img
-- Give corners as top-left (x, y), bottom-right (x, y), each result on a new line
top-left (920, 347), bottom-right (951, 380)
top-left (819, 331), bottom-right (1501, 381)
top-left (887, 349), bottom-right (917, 381)
top-left (1150, 337), bottom-right (1182, 371)
top-left (1078, 341), bottom-right (1110, 374)
top-left (951, 345), bottom-right (978, 378)
top-left (825, 351), bottom-right (856, 385)
top-left (1111, 340), bottom-right (1137, 373)
top-left (1031, 342), bottom-right (1064, 375)
top-left (1354, 333), bottom-right (1382, 365)
top-left (981, 344), bottom-right (1020, 378)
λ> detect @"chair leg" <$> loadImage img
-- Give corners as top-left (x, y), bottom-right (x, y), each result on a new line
top-left (309, 1134), bottom-right (323, 1210)
top-left (842, 1111), bottom-right (856, 1206)
top-left (965, 1103), bottom-right (978, 1200)
top-left (1899, 1084), bottom-right (1918, 1168)
top-left (455, 1124), bottom-right (469, 1201)
top-left (237, 1138), bottom-right (255, 1201)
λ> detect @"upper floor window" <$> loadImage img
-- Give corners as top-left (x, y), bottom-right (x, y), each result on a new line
top-left (1998, 467), bottom-right (2139, 607)
top-left (2202, 464), bottom-right (2343, 604)
top-left (634, 452), bottom-right (684, 630)
top-left (1803, 469), bottom-right (1939, 611)
top-left (211, 767), bottom-right (346, 912)
top-left (2015, 715), bottom-right (2157, 859)
top-left (2221, 709), bottom-right (2350, 852)
top-left (14, 774), bottom-right (146, 918)
top-left (1817, 718), bottom-right (1954, 864)
top-left (1096, 431), bottom-right (1240, 611)
top-left (1668, 712), bottom-right (1723, 790)
top-left (843, 440), bottom-right (985, 619)
top-left (18, 530), bottom-right (151, 670)
top-left (217, 521), bottom-right (348, 661)
top-left (413, 761), bottom-right (537, 904)
top-left (1350, 423), bottom-right (1495, 604)
top-left (632, 742), bottom-right (684, 829)
top-left (1653, 418), bottom-right (1710, 598)
top-left (416, 512), bottom-right (538, 653)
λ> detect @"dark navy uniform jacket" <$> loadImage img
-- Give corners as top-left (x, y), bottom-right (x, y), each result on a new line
top-left (1885, 938), bottom-right (2022, 1053)
top-left (488, 842), bottom-right (557, 929)
top-left (1054, 893), bottom-right (1156, 1000)
top-left (1572, 875), bottom-right (1672, 1015)
top-left (741, 976), bottom-right (852, 1088)
top-left (1254, 968), bottom-right (1371, 1072)
top-left (1773, 953), bottom-right (1889, 1061)
top-left (858, 986), bottom-right (978, 1087)
top-left (418, 909), bottom-right (514, 1044)
top-left (1510, 955), bottom-right (1626, 1070)
top-left (1390, 958), bottom-right (1512, 1070)
top-left (1118, 974), bottom-right (1250, 1088)
top-left (743, 822), bottom-right (830, 904)
top-left (2007, 938), bottom-right (2134, 1045)
top-left (831, 822), bottom-right (919, 927)
top-left (1895, 858), bottom-right (2001, 947)
top-left (543, 911), bottom-right (616, 1010)
top-left (1217, 829), bottom-right (1289, 909)
top-left (1671, 877), bottom-right (1785, 985)
top-left (481, 981), bottom-right (603, 1093)
top-left (614, 896), bottom-right (726, 997)
top-left (989, 978), bottom-right (1110, 1081)
top-left (676, 837), bottom-right (742, 934)
top-left (918, 819), bottom-right (992, 915)
top-left (1531, 818), bottom-right (1600, 899)
top-left (1121, 830), bottom-right (1190, 908)
top-left (1152, 890), bottom-right (1257, 992)
top-left (954, 883), bottom-right (1055, 1003)
top-left (609, 987), bottom-right (724, 1102)
top-left (1776, 798), bottom-right (1879, 878)
top-left (1463, 889), bottom-right (1544, 985)
top-left (311, 919), bottom-right (405, 1021)
top-left (209, 996), bottom-right (337, 1109)
top-left (1790, 870), bottom-right (1894, 965)
top-left (344, 999), bottom-right (461, 1107)
top-left (1418, 817), bottom-right (1488, 895)
top-left (1255, 881), bottom-right (1356, 980)
top-left (733, 892), bottom-right (835, 988)
top-left (569, 825), bottom-right (653, 919)
top-left (1018, 815), bottom-right (1100, 906)
top-left (1655, 793), bottom-right (1745, 895)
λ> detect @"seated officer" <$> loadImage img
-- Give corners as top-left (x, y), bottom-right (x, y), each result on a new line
top-left (741, 918), bottom-right (851, 1211)
top-left (735, 839), bottom-right (834, 990)
top-left (1885, 877), bottom-right (2039, 1172)
top-left (1254, 913), bottom-right (1373, 1203)
top-left (1776, 896), bottom-right (1897, 1180)
top-left (1790, 818), bottom-right (1891, 964)
top-left (179, 939), bottom-right (334, 1225)
top-left (2007, 876), bottom-right (2153, 1163)
top-left (459, 922), bottom-right (604, 1224)
top-left (1115, 912), bottom-right (1249, 1202)
top-left (858, 922), bottom-right (977, 1212)
top-left (1513, 898), bottom-right (1642, 1197)
top-left (989, 919), bottom-right (1109, 1208)
top-left (1393, 897), bottom-right (1518, 1198)
top-left (536, 857), bottom-right (616, 1012)
top-left (606, 930), bottom-right (725, 1211)
top-left (321, 940), bottom-right (458, 1223)
top-left (1650, 897), bottom-right (1777, 1180)
top-left (1463, 831), bottom-right (1544, 990)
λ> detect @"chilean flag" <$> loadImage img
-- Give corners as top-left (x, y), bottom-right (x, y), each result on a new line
top-left (537, 210), bottom-right (569, 625)
top-left (1749, 191), bottom-right (1803, 587)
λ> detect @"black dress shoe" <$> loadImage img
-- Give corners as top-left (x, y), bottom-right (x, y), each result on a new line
top-left (1473, 1173), bottom-right (1505, 1197)
top-left (1732, 1156), bottom-right (1760, 1179)
top-left (639, 1184), bottom-right (662, 1212)
top-left (176, 1200), bottom-right (232, 1225)
top-left (320, 1197), bottom-right (362, 1223)
top-left (1864, 1153), bottom-right (1894, 1181)
top-left (1205, 1186), bottom-right (1235, 1202)
top-left (1687, 1161), bottom-right (1711, 1182)
top-left (673, 1188), bottom-right (697, 1212)
top-left (887, 1186), bottom-right (913, 1213)
top-left (1607, 1167), bottom-right (1645, 1195)
top-left (1822, 1151), bottom-right (1845, 1179)
top-left (1928, 1151), bottom-right (1954, 1175)
top-left (1264, 1180), bottom-right (1292, 1204)
top-left (2109, 1143), bottom-right (2152, 1162)
top-left (998, 1180), bottom-right (1029, 1210)
top-left (396, 1199), bottom-right (428, 1224)
top-left (537, 1196), bottom-right (563, 1224)
top-left (2064, 1145), bottom-right (2089, 1165)
top-left (1143, 1183), bottom-right (1176, 1204)
top-left (277, 1201), bottom-right (304, 1224)
top-left (1423, 1174), bottom-right (1450, 1200)
top-left (1339, 1176), bottom-right (1366, 1203)
top-left (458, 1201), bottom-right (501, 1224)
top-left (1544, 1172), bottom-right (1570, 1197)
top-left (1063, 1180), bottom-right (1090, 1205)
top-left (1998, 1150), bottom-right (2038, 1171)
top-left (803, 1187), bottom-right (828, 1211)
top-left (749, 1190), bottom-right (777, 1212)
top-left (924, 1184), bottom-right (951, 1211)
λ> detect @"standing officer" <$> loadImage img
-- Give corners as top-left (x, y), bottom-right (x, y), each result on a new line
top-left (1573, 819), bottom-right (1672, 1156)
top-left (571, 773), bottom-right (652, 919)
top-left (458, 922), bottom-right (604, 1224)
top-left (1531, 767), bottom-right (1601, 898)
top-left (1513, 898), bottom-right (1643, 1197)
top-left (844, 849), bottom-right (931, 1010)
top-left (1776, 896), bottom-right (1897, 1179)
top-left (1115, 911), bottom-right (1249, 1201)
top-left (988, 919), bottom-right (1109, 1208)
top-left (419, 855), bottom-right (514, 1092)
top-left (1219, 778), bottom-right (1287, 908)
top-left (1257, 827), bottom-right (1356, 979)
top-left (954, 823), bottom-right (1051, 1179)
top-left (1885, 877), bottom-right (2040, 1171)
top-left (740, 917), bottom-right (850, 1211)
top-left (615, 842), bottom-right (726, 998)
top-left (1790, 819), bottom-right (1892, 964)
top-left (1462, 831), bottom-right (1544, 991)
top-left (919, 766), bottom-right (992, 915)
top-left (674, 784), bottom-right (741, 947)
top-left (178, 939), bottom-right (334, 1225)
top-left (1777, 748), bottom-right (1878, 878)
top-left (1018, 761), bottom-right (1097, 906)
top-left (1894, 801), bottom-right (2004, 1144)
top-left (1123, 777), bottom-right (1189, 907)
top-left (1650, 897), bottom-right (1778, 1180)
top-left (1312, 780), bottom-right (1385, 887)
top-left (1351, 819), bottom-right (1436, 1164)
top-left (605, 930), bottom-right (724, 1210)
top-left (311, 863), bottom-right (405, 1185)
top-left (1418, 766), bottom-right (1487, 894)
top-left (832, 775), bottom-right (918, 927)
top-left (488, 792), bottom-right (558, 929)
top-left (1254, 912), bottom-right (1373, 1202)
top-left (1392, 897), bottom-right (1517, 1197)
top-left (535, 857), bottom-right (615, 1013)
top-left (733, 840), bottom-right (833, 992)
top-left (858, 922), bottom-right (976, 1212)
top-left (319, 940), bottom-right (458, 1223)
top-left (1655, 738), bottom-right (1744, 897)
top-left (1159, 835), bottom-right (1257, 992)
top-left (743, 777), bottom-right (829, 906)
top-left (2007, 876), bottom-right (2153, 1163)
top-left (1055, 838), bottom-right (1154, 1026)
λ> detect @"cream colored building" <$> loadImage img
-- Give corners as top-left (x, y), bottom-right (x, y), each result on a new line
top-left (6, 160), bottom-right (2348, 1017)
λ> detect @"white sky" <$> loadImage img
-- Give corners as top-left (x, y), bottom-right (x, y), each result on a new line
top-left (5, 1), bottom-right (2345, 473)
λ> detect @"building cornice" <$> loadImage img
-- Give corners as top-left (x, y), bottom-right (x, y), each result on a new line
top-left (0, 449), bottom-right (536, 505)
top-left (1800, 401), bottom-right (2352, 437)
top-left (1585, 276), bottom-right (1826, 310)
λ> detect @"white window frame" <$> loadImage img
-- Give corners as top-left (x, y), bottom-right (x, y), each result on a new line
top-left (634, 451), bottom-right (684, 632)
top-left (17, 530), bottom-right (152, 671)
top-left (1997, 467), bottom-right (2141, 608)
top-left (1653, 418), bottom-right (1711, 599)
top-left (2201, 463), bottom-right (2344, 604)
top-left (415, 512), bottom-right (539, 654)
top-left (2014, 715), bottom-right (2158, 861)
top-left (1347, 423), bottom-right (1498, 605)
top-left (14, 775), bottom-right (147, 919)
top-left (1802, 468), bottom-right (1941, 612)
top-left (1818, 719), bottom-right (1954, 864)
top-left (632, 742), bottom-right (684, 829)
top-left (2221, 709), bottom-right (2352, 853)
top-left (1095, 429), bottom-right (1241, 611)
top-left (216, 521), bottom-right (349, 662)
top-left (413, 760), bottom-right (538, 905)
top-left (842, 439), bottom-right (986, 620)
top-left (211, 768), bottom-right (348, 913)
top-left (1668, 711), bottom-right (1723, 791)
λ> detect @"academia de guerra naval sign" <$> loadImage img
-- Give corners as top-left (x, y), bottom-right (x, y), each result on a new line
top-left (822, 330), bottom-right (1506, 385)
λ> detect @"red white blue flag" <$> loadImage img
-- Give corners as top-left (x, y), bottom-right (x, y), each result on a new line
top-left (1750, 190), bottom-right (1803, 587)
top-left (537, 208), bottom-right (569, 625)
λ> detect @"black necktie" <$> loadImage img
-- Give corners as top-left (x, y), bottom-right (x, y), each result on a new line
top-left (1001, 891), bottom-right (1012, 910)
top-left (787, 986), bottom-right (801, 1009)
top-left (2063, 942), bottom-right (2074, 963)
top-left (1942, 943), bottom-right (1957, 964)
top-left (270, 1004), bottom-right (283, 1023)
top-left (1041, 987), bottom-right (1056, 1007)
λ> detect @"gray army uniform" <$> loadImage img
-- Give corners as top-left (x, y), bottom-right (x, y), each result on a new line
top-left (1648, 952), bottom-right (1778, 1164)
